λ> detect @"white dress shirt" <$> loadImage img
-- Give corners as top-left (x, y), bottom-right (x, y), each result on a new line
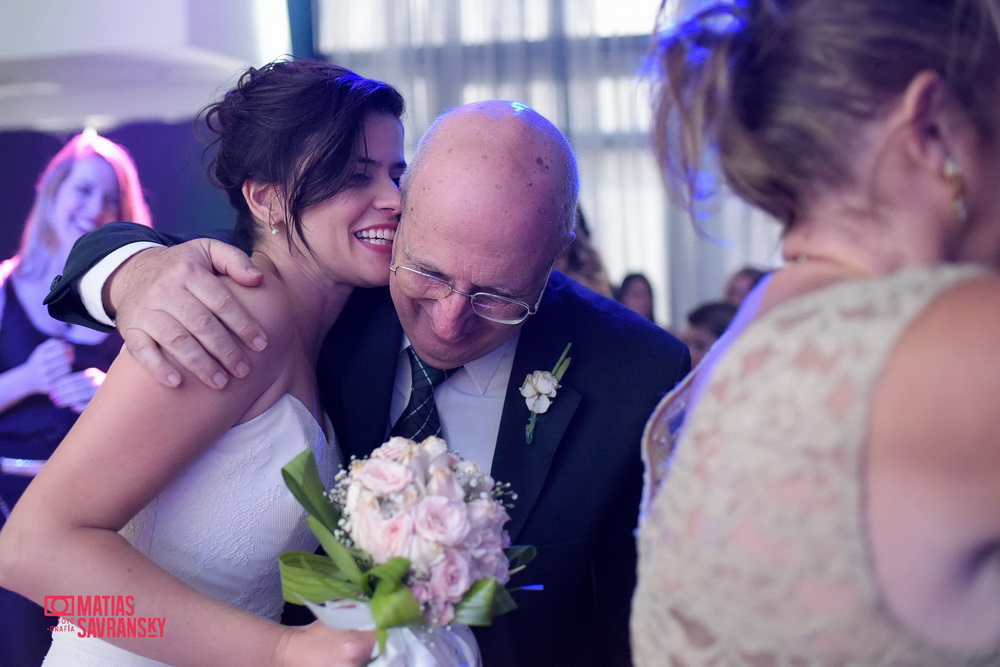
top-left (390, 335), bottom-right (519, 473)
top-left (79, 242), bottom-right (160, 326)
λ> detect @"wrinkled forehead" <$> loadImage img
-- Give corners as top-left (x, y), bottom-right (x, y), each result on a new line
top-left (399, 165), bottom-right (561, 273)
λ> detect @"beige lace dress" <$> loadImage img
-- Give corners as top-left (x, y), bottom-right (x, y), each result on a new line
top-left (633, 265), bottom-right (1000, 666)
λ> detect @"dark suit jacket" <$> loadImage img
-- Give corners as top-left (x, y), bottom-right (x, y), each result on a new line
top-left (46, 222), bottom-right (691, 666)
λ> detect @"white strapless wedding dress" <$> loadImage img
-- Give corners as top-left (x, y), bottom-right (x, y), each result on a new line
top-left (42, 394), bottom-right (339, 666)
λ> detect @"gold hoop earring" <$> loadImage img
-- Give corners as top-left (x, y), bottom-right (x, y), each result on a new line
top-left (944, 157), bottom-right (967, 225)
top-left (269, 220), bottom-right (280, 236)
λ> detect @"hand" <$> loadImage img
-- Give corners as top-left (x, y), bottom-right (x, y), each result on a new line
top-left (107, 240), bottom-right (266, 389)
top-left (23, 338), bottom-right (73, 395)
top-left (275, 621), bottom-right (376, 667)
top-left (49, 367), bottom-right (106, 413)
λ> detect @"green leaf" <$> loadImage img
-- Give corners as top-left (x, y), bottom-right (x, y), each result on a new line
top-left (488, 583), bottom-right (518, 617)
top-left (552, 342), bottom-right (572, 381)
top-left (370, 577), bottom-right (422, 631)
top-left (279, 551), bottom-right (363, 604)
top-left (306, 516), bottom-right (364, 585)
top-left (365, 556), bottom-right (411, 587)
top-left (281, 450), bottom-right (341, 534)
top-left (362, 557), bottom-right (422, 637)
top-left (505, 544), bottom-right (538, 572)
top-left (452, 578), bottom-right (519, 625)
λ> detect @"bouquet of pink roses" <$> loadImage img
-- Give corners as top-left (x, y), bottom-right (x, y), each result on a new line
top-left (279, 436), bottom-right (536, 663)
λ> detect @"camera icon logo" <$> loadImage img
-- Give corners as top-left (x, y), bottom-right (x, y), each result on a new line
top-left (43, 595), bottom-right (75, 616)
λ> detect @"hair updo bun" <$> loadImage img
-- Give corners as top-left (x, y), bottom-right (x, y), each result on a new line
top-left (649, 0), bottom-right (1000, 227)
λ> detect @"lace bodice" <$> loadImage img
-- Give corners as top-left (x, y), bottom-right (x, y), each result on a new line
top-left (43, 394), bottom-right (339, 666)
top-left (633, 265), bottom-right (1000, 666)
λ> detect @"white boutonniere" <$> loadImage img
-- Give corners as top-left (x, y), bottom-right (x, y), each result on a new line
top-left (520, 343), bottom-right (572, 444)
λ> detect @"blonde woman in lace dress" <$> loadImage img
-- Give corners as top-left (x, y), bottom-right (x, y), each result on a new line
top-left (633, 0), bottom-right (1000, 664)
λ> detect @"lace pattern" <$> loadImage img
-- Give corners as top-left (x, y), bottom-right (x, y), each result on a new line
top-left (633, 266), bottom-right (1000, 666)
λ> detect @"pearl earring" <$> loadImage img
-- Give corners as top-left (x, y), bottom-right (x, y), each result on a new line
top-left (944, 157), bottom-right (967, 225)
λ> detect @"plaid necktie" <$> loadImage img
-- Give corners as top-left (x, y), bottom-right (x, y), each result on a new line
top-left (389, 346), bottom-right (460, 442)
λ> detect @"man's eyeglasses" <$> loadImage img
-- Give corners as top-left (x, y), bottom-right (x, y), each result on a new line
top-left (389, 263), bottom-right (548, 325)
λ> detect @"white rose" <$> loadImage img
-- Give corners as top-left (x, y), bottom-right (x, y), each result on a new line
top-left (520, 370), bottom-right (560, 413)
top-left (526, 394), bottom-right (552, 413)
top-left (521, 370), bottom-right (559, 397)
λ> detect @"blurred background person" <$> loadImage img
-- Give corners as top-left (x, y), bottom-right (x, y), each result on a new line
top-left (723, 265), bottom-right (769, 306)
top-left (679, 301), bottom-right (737, 368)
top-left (554, 205), bottom-right (615, 297)
top-left (615, 272), bottom-right (655, 321)
top-left (635, 0), bottom-right (1000, 664)
top-left (0, 130), bottom-right (152, 666)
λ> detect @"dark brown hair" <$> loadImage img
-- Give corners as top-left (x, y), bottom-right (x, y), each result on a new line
top-left (649, 0), bottom-right (1000, 227)
top-left (199, 59), bottom-right (404, 251)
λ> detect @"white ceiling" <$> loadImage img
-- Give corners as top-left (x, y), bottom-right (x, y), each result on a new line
top-left (0, 0), bottom-right (291, 132)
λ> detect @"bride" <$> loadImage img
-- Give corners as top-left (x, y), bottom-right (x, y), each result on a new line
top-left (0, 59), bottom-right (405, 666)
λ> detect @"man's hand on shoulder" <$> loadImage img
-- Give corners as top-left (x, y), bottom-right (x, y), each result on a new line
top-left (109, 238), bottom-right (267, 390)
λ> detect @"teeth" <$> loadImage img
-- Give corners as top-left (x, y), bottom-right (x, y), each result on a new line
top-left (355, 228), bottom-right (396, 243)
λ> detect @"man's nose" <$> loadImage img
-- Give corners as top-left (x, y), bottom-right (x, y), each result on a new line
top-left (428, 291), bottom-right (477, 340)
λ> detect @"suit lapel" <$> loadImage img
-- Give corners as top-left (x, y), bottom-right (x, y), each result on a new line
top-left (324, 289), bottom-right (402, 459)
top-left (491, 287), bottom-right (579, 542)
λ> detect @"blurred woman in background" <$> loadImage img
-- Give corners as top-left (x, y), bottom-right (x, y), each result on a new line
top-left (616, 272), bottom-right (656, 321)
top-left (635, 0), bottom-right (1000, 663)
top-left (0, 131), bottom-right (152, 666)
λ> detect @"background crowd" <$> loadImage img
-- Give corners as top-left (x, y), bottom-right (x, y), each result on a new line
top-left (2, 0), bottom-right (999, 665)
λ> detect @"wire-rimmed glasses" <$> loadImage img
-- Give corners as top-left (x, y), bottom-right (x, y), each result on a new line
top-left (389, 263), bottom-right (548, 325)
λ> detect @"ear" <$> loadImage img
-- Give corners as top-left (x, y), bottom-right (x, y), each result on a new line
top-left (895, 70), bottom-right (960, 170)
top-left (241, 180), bottom-right (278, 226)
top-left (556, 230), bottom-right (577, 257)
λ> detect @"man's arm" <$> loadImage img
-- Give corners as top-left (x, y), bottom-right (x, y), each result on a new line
top-left (45, 222), bottom-right (179, 330)
top-left (45, 222), bottom-right (268, 389)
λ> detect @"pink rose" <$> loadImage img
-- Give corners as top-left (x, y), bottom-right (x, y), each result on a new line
top-left (379, 510), bottom-right (415, 560)
top-left (413, 496), bottom-right (471, 546)
top-left (371, 437), bottom-right (416, 464)
top-left (349, 494), bottom-right (390, 562)
top-left (407, 534), bottom-right (445, 574)
top-left (354, 459), bottom-right (414, 495)
top-left (474, 550), bottom-right (511, 585)
top-left (416, 436), bottom-right (453, 475)
top-left (430, 550), bottom-right (473, 602)
top-left (426, 468), bottom-right (465, 502)
top-left (393, 484), bottom-right (422, 511)
top-left (344, 483), bottom-right (378, 524)
top-left (464, 500), bottom-right (511, 572)
top-left (409, 580), bottom-right (434, 605)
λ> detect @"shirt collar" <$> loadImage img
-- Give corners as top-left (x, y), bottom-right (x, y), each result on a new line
top-left (399, 332), bottom-right (520, 396)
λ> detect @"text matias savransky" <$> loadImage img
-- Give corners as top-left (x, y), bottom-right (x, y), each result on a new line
top-left (44, 594), bottom-right (166, 639)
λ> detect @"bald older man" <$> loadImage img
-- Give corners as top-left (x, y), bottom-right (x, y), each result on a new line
top-left (46, 101), bottom-right (690, 666)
